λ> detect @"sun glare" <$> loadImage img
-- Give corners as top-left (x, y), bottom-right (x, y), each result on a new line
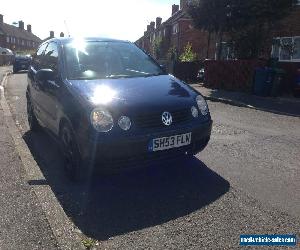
top-left (90, 85), bottom-right (117, 105)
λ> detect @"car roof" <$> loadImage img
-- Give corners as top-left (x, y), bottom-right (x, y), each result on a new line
top-left (43, 37), bottom-right (130, 46)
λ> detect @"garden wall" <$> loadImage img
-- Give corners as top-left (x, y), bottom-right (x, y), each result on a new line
top-left (0, 55), bottom-right (13, 66)
top-left (204, 60), bottom-right (266, 93)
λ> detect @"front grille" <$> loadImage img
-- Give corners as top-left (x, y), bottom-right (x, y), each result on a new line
top-left (101, 145), bottom-right (191, 170)
top-left (16, 59), bottom-right (30, 63)
top-left (134, 108), bottom-right (191, 129)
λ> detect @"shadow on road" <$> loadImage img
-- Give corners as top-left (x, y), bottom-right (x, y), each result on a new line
top-left (12, 70), bottom-right (28, 74)
top-left (207, 87), bottom-right (300, 117)
top-left (23, 130), bottom-right (230, 241)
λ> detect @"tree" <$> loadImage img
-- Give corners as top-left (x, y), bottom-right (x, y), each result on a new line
top-left (188, 0), bottom-right (230, 59)
top-left (152, 37), bottom-right (163, 60)
top-left (228, 0), bottom-right (297, 59)
top-left (188, 0), bottom-right (297, 59)
top-left (179, 43), bottom-right (197, 62)
top-left (167, 46), bottom-right (178, 62)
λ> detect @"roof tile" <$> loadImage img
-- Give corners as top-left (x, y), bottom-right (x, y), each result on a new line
top-left (0, 23), bottom-right (41, 42)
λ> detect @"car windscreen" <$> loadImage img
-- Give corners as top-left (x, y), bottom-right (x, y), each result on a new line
top-left (64, 40), bottom-right (165, 80)
top-left (15, 55), bottom-right (31, 59)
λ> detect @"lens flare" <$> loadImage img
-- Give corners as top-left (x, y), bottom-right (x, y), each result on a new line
top-left (90, 85), bottom-right (117, 104)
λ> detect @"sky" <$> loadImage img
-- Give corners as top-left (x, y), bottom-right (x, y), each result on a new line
top-left (1, 0), bottom-right (180, 41)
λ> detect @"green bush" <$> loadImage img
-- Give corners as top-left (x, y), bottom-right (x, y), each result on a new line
top-left (179, 43), bottom-right (197, 62)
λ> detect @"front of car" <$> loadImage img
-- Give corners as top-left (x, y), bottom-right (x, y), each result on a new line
top-left (63, 38), bottom-right (212, 170)
top-left (13, 54), bottom-right (32, 73)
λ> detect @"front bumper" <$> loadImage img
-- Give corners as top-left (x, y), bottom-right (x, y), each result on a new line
top-left (82, 119), bottom-right (212, 170)
top-left (14, 62), bottom-right (30, 71)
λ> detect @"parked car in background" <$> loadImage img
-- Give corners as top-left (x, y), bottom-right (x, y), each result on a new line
top-left (197, 67), bottom-right (205, 82)
top-left (13, 54), bottom-right (32, 73)
top-left (0, 47), bottom-right (14, 55)
top-left (26, 37), bottom-right (212, 182)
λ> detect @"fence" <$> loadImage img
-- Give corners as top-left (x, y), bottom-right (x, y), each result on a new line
top-left (173, 61), bottom-right (203, 82)
top-left (278, 62), bottom-right (300, 94)
top-left (0, 55), bottom-right (13, 66)
top-left (204, 60), bottom-right (266, 92)
top-left (162, 59), bottom-right (299, 95)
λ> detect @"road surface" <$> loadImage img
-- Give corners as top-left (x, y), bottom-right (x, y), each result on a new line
top-left (4, 72), bottom-right (300, 249)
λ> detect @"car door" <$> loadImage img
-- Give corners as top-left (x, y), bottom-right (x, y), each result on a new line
top-left (38, 42), bottom-right (63, 133)
top-left (28, 42), bottom-right (48, 125)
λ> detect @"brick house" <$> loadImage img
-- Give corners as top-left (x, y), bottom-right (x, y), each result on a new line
top-left (271, 1), bottom-right (300, 62)
top-left (0, 14), bottom-right (41, 52)
top-left (135, 0), bottom-right (216, 61)
top-left (136, 0), bottom-right (300, 63)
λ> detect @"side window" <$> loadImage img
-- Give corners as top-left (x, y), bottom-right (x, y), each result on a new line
top-left (36, 43), bottom-right (47, 56)
top-left (34, 43), bottom-right (48, 69)
top-left (43, 42), bottom-right (59, 72)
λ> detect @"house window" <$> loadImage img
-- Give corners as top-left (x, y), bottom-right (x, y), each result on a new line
top-left (216, 42), bottom-right (235, 60)
top-left (6, 36), bottom-right (10, 43)
top-left (173, 23), bottom-right (179, 34)
top-left (22, 40), bottom-right (25, 45)
top-left (293, 37), bottom-right (300, 60)
top-left (272, 36), bottom-right (300, 62)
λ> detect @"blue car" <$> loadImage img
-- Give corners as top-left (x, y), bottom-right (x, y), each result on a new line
top-left (13, 54), bottom-right (32, 73)
top-left (27, 38), bottom-right (212, 182)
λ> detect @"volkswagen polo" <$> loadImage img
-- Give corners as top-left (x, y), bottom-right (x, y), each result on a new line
top-left (27, 38), bottom-right (212, 181)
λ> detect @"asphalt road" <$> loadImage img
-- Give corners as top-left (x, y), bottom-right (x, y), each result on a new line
top-left (4, 72), bottom-right (300, 249)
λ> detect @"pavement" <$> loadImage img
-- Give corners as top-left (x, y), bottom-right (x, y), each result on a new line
top-left (2, 71), bottom-right (300, 249)
top-left (190, 83), bottom-right (300, 117)
top-left (0, 67), bottom-right (59, 249)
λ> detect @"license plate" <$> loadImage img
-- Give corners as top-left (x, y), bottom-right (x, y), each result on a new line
top-left (21, 65), bottom-right (26, 68)
top-left (149, 132), bottom-right (192, 152)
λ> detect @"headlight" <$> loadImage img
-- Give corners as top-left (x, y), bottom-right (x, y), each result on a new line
top-left (196, 95), bottom-right (209, 115)
top-left (90, 108), bottom-right (114, 132)
top-left (191, 106), bottom-right (199, 118)
top-left (118, 116), bottom-right (131, 131)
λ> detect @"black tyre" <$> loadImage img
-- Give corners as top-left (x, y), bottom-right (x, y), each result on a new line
top-left (27, 97), bottom-right (40, 131)
top-left (60, 122), bottom-right (88, 183)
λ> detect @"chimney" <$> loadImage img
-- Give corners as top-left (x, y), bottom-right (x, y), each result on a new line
top-left (146, 25), bottom-right (150, 32)
top-left (180, 0), bottom-right (189, 10)
top-left (150, 21), bottom-right (155, 31)
top-left (60, 32), bottom-right (64, 37)
top-left (0, 14), bottom-right (3, 24)
top-left (172, 4), bottom-right (179, 15)
top-left (19, 20), bottom-right (24, 29)
top-left (27, 24), bottom-right (32, 33)
top-left (156, 17), bottom-right (162, 29)
top-left (50, 31), bottom-right (54, 38)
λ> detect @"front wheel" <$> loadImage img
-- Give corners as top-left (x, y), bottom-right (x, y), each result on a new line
top-left (60, 123), bottom-right (89, 183)
top-left (27, 97), bottom-right (40, 131)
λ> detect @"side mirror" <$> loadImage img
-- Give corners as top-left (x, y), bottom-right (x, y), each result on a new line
top-left (36, 69), bottom-right (55, 82)
top-left (160, 64), bottom-right (167, 72)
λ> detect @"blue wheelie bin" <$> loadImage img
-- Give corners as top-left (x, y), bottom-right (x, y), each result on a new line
top-left (253, 67), bottom-right (274, 96)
